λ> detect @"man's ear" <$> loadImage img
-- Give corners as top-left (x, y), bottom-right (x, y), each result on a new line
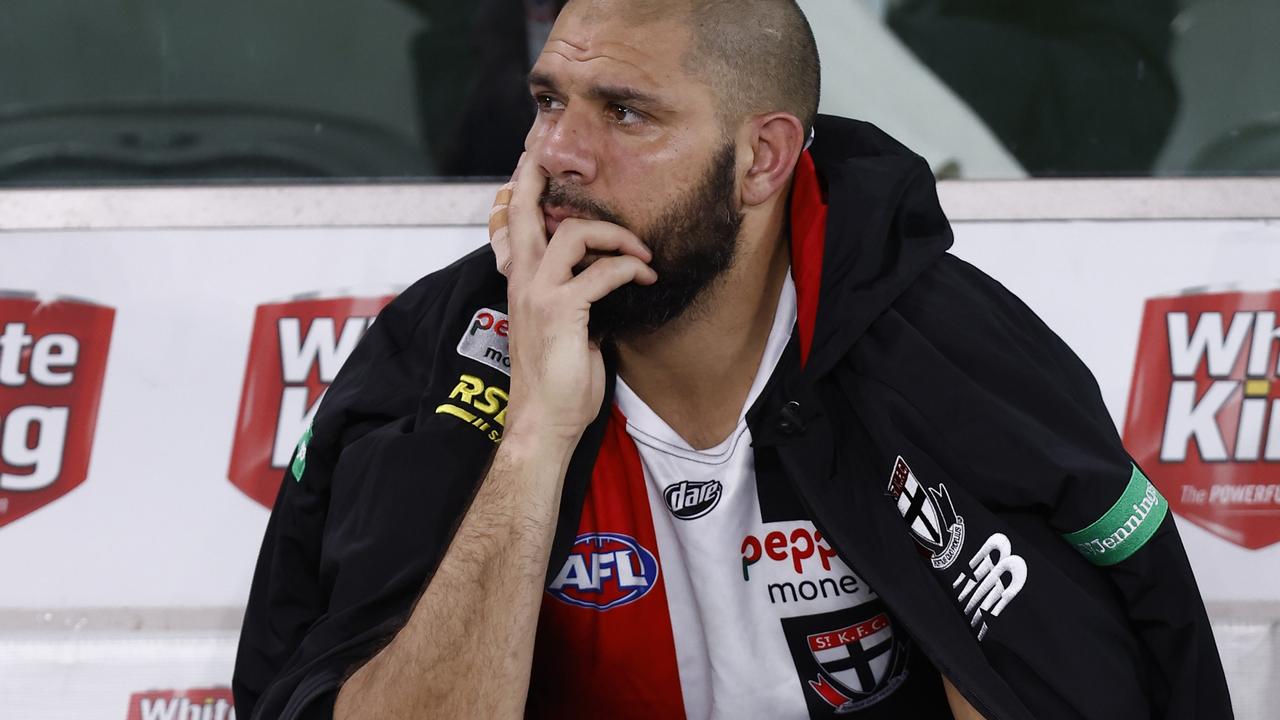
top-left (740, 113), bottom-right (806, 207)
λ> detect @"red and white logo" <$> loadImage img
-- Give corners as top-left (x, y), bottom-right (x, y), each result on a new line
top-left (740, 526), bottom-right (840, 581)
top-left (886, 457), bottom-right (965, 570)
top-left (547, 532), bottom-right (659, 610)
top-left (807, 614), bottom-right (893, 700)
top-left (0, 294), bottom-right (114, 529)
top-left (781, 602), bottom-right (909, 715)
top-left (1124, 290), bottom-right (1280, 549)
top-left (457, 308), bottom-right (511, 376)
top-left (126, 686), bottom-right (235, 720)
top-left (228, 294), bottom-right (393, 508)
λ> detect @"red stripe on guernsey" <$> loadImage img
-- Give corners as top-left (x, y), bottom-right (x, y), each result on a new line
top-left (789, 149), bottom-right (828, 368)
top-left (526, 407), bottom-right (686, 720)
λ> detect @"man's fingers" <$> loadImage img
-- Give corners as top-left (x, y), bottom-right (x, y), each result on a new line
top-left (539, 219), bottom-right (652, 283)
top-left (564, 255), bottom-right (658, 303)
top-left (508, 150), bottom-right (549, 277)
top-left (488, 183), bottom-right (513, 235)
top-left (489, 182), bottom-right (515, 276)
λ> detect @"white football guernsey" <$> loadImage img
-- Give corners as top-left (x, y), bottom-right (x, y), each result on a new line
top-left (527, 273), bottom-right (932, 719)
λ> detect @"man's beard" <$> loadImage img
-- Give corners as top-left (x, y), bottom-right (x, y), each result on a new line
top-left (541, 142), bottom-right (744, 342)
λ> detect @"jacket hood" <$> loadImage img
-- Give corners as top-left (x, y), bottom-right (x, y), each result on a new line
top-left (790, 115), bottom-right (954, 377)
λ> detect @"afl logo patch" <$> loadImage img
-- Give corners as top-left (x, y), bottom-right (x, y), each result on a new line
top-left (663, 479), bottom-right (722, 520)
top-left (548, 533), bottom-right (659, 611)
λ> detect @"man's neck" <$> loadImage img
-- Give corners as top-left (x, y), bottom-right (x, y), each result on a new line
top-left (615, 211), bottom-right (791, 450)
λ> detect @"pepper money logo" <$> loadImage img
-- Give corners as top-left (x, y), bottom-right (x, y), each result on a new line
top-left (228, 294), bottom-right (393, 508)
top-left (457, 308), bottom-right (511, 376)
top-left (1124, 289), bottom-right (1280, 549)
top-left (0, 294), bottom-right (114, 529)
top-left (126, 686), bottom-right (235, 720)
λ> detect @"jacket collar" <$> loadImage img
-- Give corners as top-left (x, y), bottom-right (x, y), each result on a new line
top-left (795, 115), bottom-right (954, 379)
top-left (789, 149), bottom-right (826, 370)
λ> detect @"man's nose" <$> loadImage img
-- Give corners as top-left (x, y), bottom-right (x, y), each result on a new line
top-left (533, 108), bottom-right (598, 185)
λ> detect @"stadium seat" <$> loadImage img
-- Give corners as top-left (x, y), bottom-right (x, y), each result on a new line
top-left (0, 103), bottom-right (431, 184)
top-left (1155, 0), bottom-right (1280, 174)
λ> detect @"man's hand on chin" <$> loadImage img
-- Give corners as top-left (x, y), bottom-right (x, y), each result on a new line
top-left (489, 147), bottom-right (656, 445)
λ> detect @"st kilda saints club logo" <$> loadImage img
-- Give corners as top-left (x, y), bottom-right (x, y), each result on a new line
top-left (547, 532), bottom-right (659, 611)
top-left (1125, 289), bottom-right (1280, 549)
top-left (228, 293), bottom-right (394, 508)
top-left (0, 294), bottom-right (114, 529)
top-left (126, 686), bottom-right (235, 720)
top-left (887, 456), bottom-right (1026, 640)
top-left (781, 601), bottom-right (909, 715)
top-left (663, 478), bottom-right (722, 520)
top-left (886, 456), bottom-right (965, 569)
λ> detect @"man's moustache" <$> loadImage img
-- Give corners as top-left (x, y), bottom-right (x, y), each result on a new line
top-left (541, 186), bottom-right (616, 225)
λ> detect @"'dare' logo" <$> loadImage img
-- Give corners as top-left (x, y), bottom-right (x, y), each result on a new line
top-left (0, 294), bottom-right (114, 529)
top-left (126, 687), bottom-right (234, 720)
top-left (1124, 289), bottom-right (1280, 549)
top-left (228, 294), bottom-right (393, 508)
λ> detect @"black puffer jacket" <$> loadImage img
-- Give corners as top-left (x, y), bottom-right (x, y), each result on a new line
top-left (234, 115), bottom-right (1232, 719)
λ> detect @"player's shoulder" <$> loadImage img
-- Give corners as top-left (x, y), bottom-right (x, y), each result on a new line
top-left (891, 253), bottom-right (1066, 352)
top-left (298, 244), bottom-right (507, 486)
top-left (896, 253), bottom-right (1026, 320)
top-left (327, 243), bottom-right (508, 399)
top-left (377, 244), bottom-right (505, 344)
top-left (871, 252), bottom-right (1095, 393)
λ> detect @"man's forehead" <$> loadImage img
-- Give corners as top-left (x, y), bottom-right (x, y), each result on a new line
top-left (537, 1), bottom-right (694, 89)
top-left (566, 0), bottom-right (687, 27)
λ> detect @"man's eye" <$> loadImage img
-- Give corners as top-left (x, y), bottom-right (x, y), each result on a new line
top-left (534, 94), bottom-right (565, 112)
top-left (606, 104), bottom-right (644, 126)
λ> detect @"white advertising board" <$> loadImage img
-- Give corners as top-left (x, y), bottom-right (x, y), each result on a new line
top-left (0, 227), bottom-right (486, 609)
top-left (951, 219), bottom-right (1280, 602)
top-left (1, 217), bottom-right (1278, 717)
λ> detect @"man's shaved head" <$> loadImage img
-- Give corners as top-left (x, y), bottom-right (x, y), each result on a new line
top-left (683, 0), bottom-right (820, 134)
top-left (561, 0), bottom-right (821, 134)
top-left (530, 0), bottom-right (820, 339)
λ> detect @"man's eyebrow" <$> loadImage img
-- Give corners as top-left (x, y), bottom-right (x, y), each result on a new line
top-left (528, 70), bottom-right (560, 93)
top-left (587, 84), bottom-right (669, 111)
top-left (528, 71), bottom-right (671, 112)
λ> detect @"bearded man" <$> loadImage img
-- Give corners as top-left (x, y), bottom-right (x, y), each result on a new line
top-left (233, 1), bottom-right (1232, 718)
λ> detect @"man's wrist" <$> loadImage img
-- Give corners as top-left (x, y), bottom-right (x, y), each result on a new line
top-left (489, 427), bottom-right (581, 519)
top-left (499, 425), bottom-right (581, 469)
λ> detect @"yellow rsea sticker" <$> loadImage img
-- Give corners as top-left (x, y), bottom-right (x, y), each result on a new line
top-left (436, 374), bottom-right (508, 443)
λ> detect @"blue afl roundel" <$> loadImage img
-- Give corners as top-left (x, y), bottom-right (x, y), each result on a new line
top-left (547, 532), bottom-right (660, 611)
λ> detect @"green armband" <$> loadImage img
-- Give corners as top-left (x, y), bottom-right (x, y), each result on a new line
top-left (291, 425), bottom-right (313, 482)
top-left (1063, 464), bottom-right (1168, 566)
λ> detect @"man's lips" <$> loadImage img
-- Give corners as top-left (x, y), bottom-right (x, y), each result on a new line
top-left (542, 205), bottom-right (589, 236)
